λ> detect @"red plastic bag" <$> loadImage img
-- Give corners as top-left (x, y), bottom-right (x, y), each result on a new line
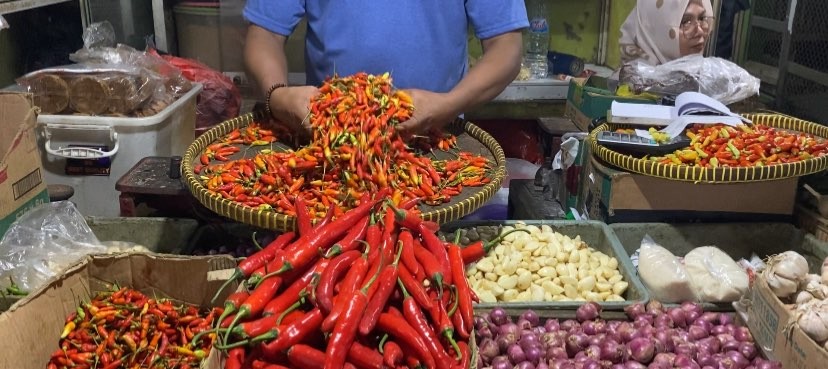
top-left (148, 48), bottom-right (241, 130)
top-left (474, 120), bottom-right (543, 165)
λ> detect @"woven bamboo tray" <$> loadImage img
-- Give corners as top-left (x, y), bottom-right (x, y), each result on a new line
top-left (588, 113), bottom-right (828, 183)
top-left (182, 111), bottom-right (506, 231)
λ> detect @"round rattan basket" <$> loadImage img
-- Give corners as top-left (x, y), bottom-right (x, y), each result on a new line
top-left (589, 113), bottom-right (828, 183)
top-left (182, 111), bottom-right (507, 231)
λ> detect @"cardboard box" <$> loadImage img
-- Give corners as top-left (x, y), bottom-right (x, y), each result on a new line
top-left (0, 253), bottom-right (236, 369)
top-left (565, 76), bottom-right (656, 131)
top-left (0, 92), bottom-right (50, 238)
top-left (745, 277), bottom-right (827, 369)
top-left (577, 156), bottom-right (798, 223)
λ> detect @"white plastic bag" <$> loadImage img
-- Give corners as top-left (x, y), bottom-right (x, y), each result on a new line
top-left (619, 55), bottom-right (760, 105)
top-left (0, 201), bottom-right (106, 293)
top-left (684, 246), bottom-right (749, 302)
top-left (637, 235), bottom-right (698, 303)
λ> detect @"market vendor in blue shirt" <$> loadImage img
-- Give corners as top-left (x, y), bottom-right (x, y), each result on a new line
top-left (243, 0), bottom-right (529, 135)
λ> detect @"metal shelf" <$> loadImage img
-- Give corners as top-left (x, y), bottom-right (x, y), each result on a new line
top-left (0, 0), bottom-right (71, 15)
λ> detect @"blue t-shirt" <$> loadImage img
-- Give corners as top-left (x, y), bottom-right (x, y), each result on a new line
top-left (243, 0), bottom-right (528, 92)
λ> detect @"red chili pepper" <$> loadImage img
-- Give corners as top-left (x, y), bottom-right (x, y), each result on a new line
top-left (225, 347), bottom-right (246, 369)
top-left (223, 276), bottom-right (283, 344)
top-left (348, 341), bottom-right (384, 369)
top-left (261, 308), bottom-right (324, 356)
top-left (316, 250), bottom-right (361, 314)
top-left (436, 302), bottom-right (462, 360)
top-left (376, 313), bottom-right (436, 369)
top-left (399, 280), bottom-right (453, 369)
top-left (213, 232), bottom-right (296, 303)
top-left (322, 252), bottom-right (369, 332)
top-left (325, 215), bottom-right (370, 257)
top-left (324, 256), bottom-right (382, 369)
top-left (448, 244), bottom-right (472, 339)
top-left (287, 344), bottom-right (326, 369)
top-left (452, 341), bottom-right (470, 369)
top-left (392, 206), bottom-right (422, 231)
top-left (383, 341), bottom-right (403, 367)
top-left (398, 263), bottom-right (434, 311)
top-left (295, 196), bottom-right (313, 236)
top-left (396, 229), bottom-right (420, 277)
top-left (416, 224), bottom-right (452, 285)
top-left (412, 242), bottom-right (445, 295)
top-left (458, 228), bottom-right (527, 264)
top-left (363, 215), bottom-right (382, 267)
top-left (263, 259), bottom-right (327, 317)
top-left (358, 263), bottom-right (400, 335)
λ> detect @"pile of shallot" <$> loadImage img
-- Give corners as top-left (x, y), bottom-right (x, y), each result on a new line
top-left (475, 301), bottom-right (781, 369)
top-left (763, 251), bottom-right (828, 349)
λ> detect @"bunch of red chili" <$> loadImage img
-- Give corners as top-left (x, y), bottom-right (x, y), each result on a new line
top-left (207, 192), bottom-right (475, 369)
top-left (194, 72), bottom-right (493, 220)
top-left (648, 123), bottom-right (828, 168)
top-left (46, 286), bottom-right (222, 369)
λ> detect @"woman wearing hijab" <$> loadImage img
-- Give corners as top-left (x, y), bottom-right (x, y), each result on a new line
top-left (618, 0), bottom-right (715, 67)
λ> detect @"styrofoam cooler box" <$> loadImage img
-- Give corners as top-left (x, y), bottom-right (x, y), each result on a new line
top-left (35, 84), bottom-right (202, 217)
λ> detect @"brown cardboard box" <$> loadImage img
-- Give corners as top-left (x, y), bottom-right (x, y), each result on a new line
top-left (577, 156), bottom-right (798, 223)
top-left (746, 277), bottom-right (827, 369)
top-left (0, 253), bottom-right (235, 369)
top-left (0, 92), bottom-right (50, 238)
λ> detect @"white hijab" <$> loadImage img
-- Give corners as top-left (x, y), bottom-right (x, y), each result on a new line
top-left (618, 0), bottom-right (714, 66)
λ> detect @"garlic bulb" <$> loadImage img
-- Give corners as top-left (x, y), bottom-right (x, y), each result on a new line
top-left (765, 251), bottom-right (809, 298)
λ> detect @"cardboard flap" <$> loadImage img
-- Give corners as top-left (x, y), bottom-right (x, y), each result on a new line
top-left (0, 93), bottom-right (38, 166)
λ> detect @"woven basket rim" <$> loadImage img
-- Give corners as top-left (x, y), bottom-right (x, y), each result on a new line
top-left (589, 113), bottom-right (828, 183)
top-left (182, 111), bottom-right (507, 231)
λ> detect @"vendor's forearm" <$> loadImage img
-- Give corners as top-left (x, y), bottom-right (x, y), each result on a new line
top-left (245, 25), bottom-right (290, 96)
top-left (446, 31), bottom-right (523, 114)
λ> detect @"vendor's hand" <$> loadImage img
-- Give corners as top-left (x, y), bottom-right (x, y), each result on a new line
top-left (269, 86), bottom-right (319, 136)
top-left (395, 89), bottom-right (459, 135)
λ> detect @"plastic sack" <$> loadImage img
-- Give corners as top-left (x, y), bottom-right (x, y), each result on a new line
top-left (636, 235), bottom-right (698, 303)
top-left (147, 48), bottom-right (241, 130)
top-left (16, 21), bottom-right (192, 117)
top-left (0, 202), bottom-right (106, 293)
top-left (684, 246), bottom-right (749, 302)
top-left (619, 55), bottom-right (760, 105)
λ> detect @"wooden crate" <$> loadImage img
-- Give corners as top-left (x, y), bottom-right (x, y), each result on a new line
top-left (795, 204), bottom-right (828, 242)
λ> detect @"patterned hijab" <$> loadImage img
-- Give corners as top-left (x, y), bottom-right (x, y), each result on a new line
top-left (618, 0), bottom-right (714, 66)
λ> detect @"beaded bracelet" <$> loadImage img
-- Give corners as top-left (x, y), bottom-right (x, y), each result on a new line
top-left (264, 83), bottom-right (288, 118)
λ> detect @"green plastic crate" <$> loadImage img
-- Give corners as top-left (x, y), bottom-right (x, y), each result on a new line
top-left (440, 220), bottom-right (649, 315)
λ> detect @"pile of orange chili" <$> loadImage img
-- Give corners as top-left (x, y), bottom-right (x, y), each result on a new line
top-left (647, 123), bottom-right (828, 167)
top-left (205, 192), bottom-right (475, 369)
top-left (47, 287), bottom-right (222, 369)
top-left (194, 72), bottom-right (493, 220)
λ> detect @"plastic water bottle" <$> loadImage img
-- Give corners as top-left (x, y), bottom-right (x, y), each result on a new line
top-left (526, 0), bottom-right (550, 79)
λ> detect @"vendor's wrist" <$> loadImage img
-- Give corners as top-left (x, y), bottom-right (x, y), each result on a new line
top-left (265, 83), bottom-right (288, 119)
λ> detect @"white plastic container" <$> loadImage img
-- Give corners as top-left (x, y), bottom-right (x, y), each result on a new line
top-left (36, 84), bottom-right (202, 217)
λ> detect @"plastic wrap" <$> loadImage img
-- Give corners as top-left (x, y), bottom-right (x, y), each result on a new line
top-left (148, 48), bottom-right (241, 129)
top-left (15, 21), bottom-right (192, 117)
top-left (619, 55), bottom-right (760, 105)
top-left (636, 235), bottom-right (698, 303)
top-left (684, 246), bottom-right (749, 302)
top-left (0, 202), bottom-right (105, 293)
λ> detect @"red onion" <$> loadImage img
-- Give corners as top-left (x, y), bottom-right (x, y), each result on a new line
top-left (674, 330), bottom-right (692, 344)
top-left (582, 360), bottom-right (603, 369)
top-left (719, 313), bottom-right (734, 326)
top-left (576, 302), bottom-right (602, 322)
top-left (697, 353), bottom-right (716, 367)
top-left (600, 339), bottom-right (625, 363)
top-left (490, 307), bottom-right (509, 326)
top-left (584, 344), bottom-right (601, 359)
top-left (561, 319), bottom-right (580, 331)
top-left (652, 352), bottom-right (676, 366)
top-left (722, 350), bottom-right (750, 369)
top-left (588, 334), bottom-right (606, 346)
top-left (738, 342), bottom-right (757, 360)
top-left (515, 362), bottom-right (536, 369)
top-left (696, 337), bottom-right (720, 355)
top-left (733, 326), bottom-right (753, 342)
top-left (697, 312), bottom-right (720, 325)
top-left (547, 346), bottom-right (568, 360)
top-left (681, 301), bottom-right (703, 315)
top-left (673, 354), bottom-right (701, 369)
top-left (521, 310), bottom-right (540, 327)
top-left (673, 342), bottom-right (697, 358)
top-left (545, 319), bottom-right (561, 332)
top-left (716, 334), bottom-right (735, 346)
top-left (608, 320), bottom-right (622, 331)
top-left (646, 300), bottom-right (665, 315)
top-left (617, 322), bottom-right (636, 342)
top-left (646, 362), bottom-right (671, 369)
top-left (566, 332), bottom-right (590, 357)
top-left (692, 319), bottom-right (713, 334)
top-left (625, 362), bottom-right (647, 369)
top-left (518, 318), bottom-right (534, 331)
top-left (551, 361), bottom-right (576, 369)
top-left (655, 330), bottom-right (675, 350)
top-left (685, 309), bottom-right (702, 325)
top-left (654, 314), bottom-right (674, 329)
top-left (611, 365), bottom-right (626, 369)
top-left (721, 339), bottom-right (741, 352)
top-left (701, 367), bottom-right (715, 369)
top-left (627, 337), bottom-right (655, 364)
top-left (508, 345), bottom-right (526, 364)
top-left (479, 338), bottom-right (499, 361)
top-left (492, 356), bottom-right (511, 369)
top-left (525, 345), bottom-right (544, 365)
top-left (634, 315), bottom-right (654, 328)
top-left (582, 320), bottom-right (608, 335)
top-left (625, 303), bottom-right (647, 319)
top-left (668, 308), bottom-right (688, 328)
top-left (478, 324), bottom-right (494, 339)
top-left (542, 332), bottom-right (565, 348)
top-left (497, 334), bottom-right (516, 352)
top-left (533, 326), bottom-right (547, 336)
top-left (500, 323), bottom-right (520, 337)
top-left (688, 325), bottom-right (709, 341)
top-left (753, 359), bottom-right (782, 369)
top-left (536, 363), bottom-right (549, 369)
